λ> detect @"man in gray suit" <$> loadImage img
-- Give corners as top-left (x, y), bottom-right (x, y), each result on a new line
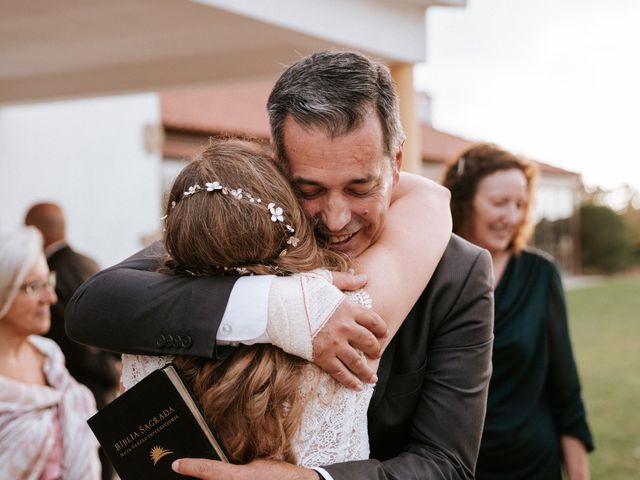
top-left (67, 51), bottom-right (493, 479)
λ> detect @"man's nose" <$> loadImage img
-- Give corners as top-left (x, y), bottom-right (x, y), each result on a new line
top-left (321, 195), bottom-right (352, 232)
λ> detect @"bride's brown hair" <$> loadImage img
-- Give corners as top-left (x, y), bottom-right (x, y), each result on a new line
top-left (163, 137), bottom-right (348, 464)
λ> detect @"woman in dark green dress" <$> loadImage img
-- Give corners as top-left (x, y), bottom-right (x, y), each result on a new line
top-left (443, 144), bottom-right (593, 480)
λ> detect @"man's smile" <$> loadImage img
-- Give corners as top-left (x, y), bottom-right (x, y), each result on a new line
top-left (328, 232), bottom-right (357, 245)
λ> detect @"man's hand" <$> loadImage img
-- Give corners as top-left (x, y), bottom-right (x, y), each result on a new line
top-left (313, 271), bottom-right (387, 390)
top-left (172, 458), bottom-right (319, 479)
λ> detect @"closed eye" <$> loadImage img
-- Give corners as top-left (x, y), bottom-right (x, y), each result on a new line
top-left (347, 181), bottom-right (380, 197)
top-left (348, 188), bottom-right (375, 197)
top-left (296, 186), bottom-right (324, 200)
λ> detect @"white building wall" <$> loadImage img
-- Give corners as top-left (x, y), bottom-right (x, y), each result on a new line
top-left (532, 174), bottom-right (580, 222)
top-left (0, 94), bottom-right (162, 268)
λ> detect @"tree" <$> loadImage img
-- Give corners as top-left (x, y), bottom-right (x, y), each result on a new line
top-left (580, 203), bottom-right (632, 274)
top-left (622, 206), bottom-right (640, 264)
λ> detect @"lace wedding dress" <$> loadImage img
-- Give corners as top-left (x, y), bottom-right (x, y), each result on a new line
top-left (120, 289), bottom-right (374, 467)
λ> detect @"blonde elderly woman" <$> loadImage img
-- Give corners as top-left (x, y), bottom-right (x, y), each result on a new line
top-left (0, 226), bottom-right (100, 480)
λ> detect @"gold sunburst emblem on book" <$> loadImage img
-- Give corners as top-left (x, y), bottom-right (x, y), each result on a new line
top-left (150, 445), bottom-right (174, 466)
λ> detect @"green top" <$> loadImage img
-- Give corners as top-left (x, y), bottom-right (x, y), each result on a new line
top-left (476, 249), bottom-right (593, 480)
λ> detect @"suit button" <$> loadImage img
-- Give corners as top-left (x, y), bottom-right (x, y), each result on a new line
top-left (165, 334), bottom-right (174, 347)
top-left (181, 336), bottom-right (192, 349)
top-left (156, 334), bottom-right (166, 348)
top-left (173, 335), bottom-right (182, 348)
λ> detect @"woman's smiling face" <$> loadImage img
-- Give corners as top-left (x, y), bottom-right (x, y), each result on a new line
top-left (468, 168), bottom-right (528, 255)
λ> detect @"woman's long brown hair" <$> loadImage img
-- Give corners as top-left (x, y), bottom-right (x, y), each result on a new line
top-left (164, 137), bottom-right (348, 464)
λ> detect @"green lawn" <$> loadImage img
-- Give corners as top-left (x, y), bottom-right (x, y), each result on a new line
top-left (565, 274), bottom-right (640, 479)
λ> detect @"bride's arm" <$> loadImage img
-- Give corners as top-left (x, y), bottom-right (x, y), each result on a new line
top-left (355, 172), bottom-right (452, 346)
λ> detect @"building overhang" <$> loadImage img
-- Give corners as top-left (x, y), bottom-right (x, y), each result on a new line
top-left (1, 0), bottom-right (465, 105)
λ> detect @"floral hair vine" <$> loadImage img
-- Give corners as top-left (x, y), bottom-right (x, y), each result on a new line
top-left (171, 181), bottom-right (300, 254)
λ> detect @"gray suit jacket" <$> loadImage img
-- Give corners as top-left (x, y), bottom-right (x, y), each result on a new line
top-left (67, 235), bottom-right (493, 479)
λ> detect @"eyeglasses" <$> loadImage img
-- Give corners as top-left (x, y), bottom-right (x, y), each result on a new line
top-left (19, 271), bottom-right (57, 297)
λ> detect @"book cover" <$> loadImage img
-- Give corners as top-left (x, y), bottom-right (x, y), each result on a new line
top-left (88, 364), bottom-right (228, 479)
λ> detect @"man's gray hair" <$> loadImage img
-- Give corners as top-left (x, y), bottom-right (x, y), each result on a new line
top-left (267, 51), bottom-right (404, 171)
top-left (0, 226), bottom-right (43, 318)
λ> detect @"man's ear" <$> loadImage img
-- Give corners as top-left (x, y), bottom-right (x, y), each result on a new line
top-left (392, 139), bottom-right (405, 184)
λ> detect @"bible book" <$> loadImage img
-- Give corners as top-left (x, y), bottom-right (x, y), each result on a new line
top-left (88, 364), bottom-right (228, 479)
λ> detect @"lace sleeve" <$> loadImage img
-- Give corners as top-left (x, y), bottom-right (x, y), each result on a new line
top-left (267, 273), bottom-right (345, 361)
top-left (120, 354), bottom-right (174, 391)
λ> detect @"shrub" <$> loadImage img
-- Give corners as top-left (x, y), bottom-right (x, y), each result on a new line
top-left (580, 203), bottom-right (632, 273)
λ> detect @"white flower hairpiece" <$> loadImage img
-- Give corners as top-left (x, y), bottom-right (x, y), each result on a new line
top-left (268, 203), bottom-right (284, 222)
top-left (172, 180), bottom-right (300, 255)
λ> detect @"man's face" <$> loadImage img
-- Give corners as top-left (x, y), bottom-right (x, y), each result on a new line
top-left (282, 113), bottom-right (402, 257)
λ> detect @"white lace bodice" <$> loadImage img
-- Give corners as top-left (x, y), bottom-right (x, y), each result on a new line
top-left (120, 288), bottom-right (375, 467)
top-left (120, 354), bottom-right (173, 391)
top-left (294, 366), bottom-right (373, 466)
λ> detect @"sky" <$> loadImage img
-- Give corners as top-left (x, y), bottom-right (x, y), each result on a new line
top-left (415, 0), bottom-right (640, 200)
